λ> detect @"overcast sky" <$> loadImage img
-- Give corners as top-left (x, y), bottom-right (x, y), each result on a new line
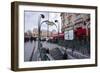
top-left (24, 11), bottom-right (61, 33)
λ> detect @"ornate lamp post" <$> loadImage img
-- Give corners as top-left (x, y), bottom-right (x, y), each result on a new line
top-left (38, 14), bottom-right (45, 60)
top-left (38, 15), bottom-right (59, 60)
top-left (55, 20), bottom-right (59, 42)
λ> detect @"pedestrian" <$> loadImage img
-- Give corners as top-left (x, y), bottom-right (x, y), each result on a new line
top-left (30, 36), bottom-right (33, 42)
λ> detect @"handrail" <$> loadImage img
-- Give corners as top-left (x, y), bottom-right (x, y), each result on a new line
top-left (45, 54), bottom-right (54, 60)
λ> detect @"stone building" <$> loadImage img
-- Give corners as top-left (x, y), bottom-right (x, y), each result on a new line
top-left (60, 13), bottom-right (90, 40)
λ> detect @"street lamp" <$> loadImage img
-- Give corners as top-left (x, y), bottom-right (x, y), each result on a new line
top-left (55, 20), bottom-right (59, 33)
top-left (41, 14), bottom-right (45, 18)
top-left (38, 14), bottom-right (45, 60)
top-left (38, 15), bottom-right (59, 60)
top-left (55, 20), bottom-right (60, 42)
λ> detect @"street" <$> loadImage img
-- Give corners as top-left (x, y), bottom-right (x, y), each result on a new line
top-left (24, 40), bottom-right (90, 61)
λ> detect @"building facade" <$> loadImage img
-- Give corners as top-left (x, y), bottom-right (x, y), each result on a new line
top-left (60, 13), bottom-right (90, 40)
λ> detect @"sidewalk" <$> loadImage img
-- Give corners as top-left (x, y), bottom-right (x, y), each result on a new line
top-left (66, 49), bottom-right (90, 59)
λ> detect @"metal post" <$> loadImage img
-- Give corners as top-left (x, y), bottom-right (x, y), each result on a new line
top-left (47, 12), bottom-right (49, 38)
top-left (55, 20), bottom-right (59, 43)
top-left (47, 24), bottom-right (49, 38)
top-left (38, 14), bottom-right (45, 60)
top-left (38, 15), bottom-right (41, 60)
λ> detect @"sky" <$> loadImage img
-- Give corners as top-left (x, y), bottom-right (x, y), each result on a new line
top-left (24, 11), bottom-right (61, 33)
